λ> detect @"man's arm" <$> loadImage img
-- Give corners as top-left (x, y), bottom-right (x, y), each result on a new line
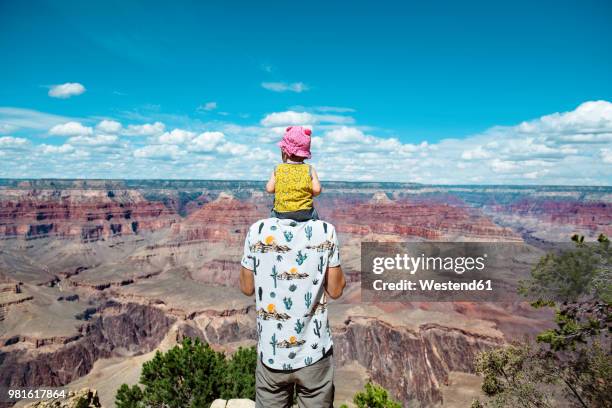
top-left (240, 266), bottom-right (255, 296)
top-left (324, 265), bottom-right (345, 299)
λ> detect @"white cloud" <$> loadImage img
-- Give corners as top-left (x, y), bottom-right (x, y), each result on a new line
top-left (261, 111), bottom-right (315, 127)
top-left (134, 144), bottom-right (183, 160)
top-left (322, 127), bottom-right (409, 154)
top-left (313, 114), bottom-right (355, 125)
top-left (0, 123), bottom-right (18, 134)
top-left (461, 146), bottom-right (492, 160)
top-left (517, 100), bottom-right (612, 137)
top-left (311, 136), bottom-right (324, 149)
top-left (68, 134), bottom-right (118, 146)
top-left (601, 148), bottom-right (612, 164)
top-left (49, 121), bottom-right (93, 137)
top-left (489, 159), bottom-right (520, 173)
top-left (0, 136), bottom-right (29, 149)
top-left (123, 121), bottom-right (165, 136)
top-left (189, 131), bottom-right (225, 152)
top-left (198, 102), bottom-right (217, 112)
top-left (96, 119), bottom-right (122, 134)
top-left (3, 101), bottom-right (611, 184)
top-left (314, 106), bottom-right (355, 113)
top-left (261, 82), bottom-right (309, 93)
top-left (260, 110), bottom-right (354, 127)
top-left (325, 127), bottom-right (368, 143)
top-left (0, 107), bottom-right (74, 130)
top-left (158, 129), bottom-right (196, 144)
top-left (39, 144), bottom-right (75, 154)
top-left (216, 141), bottom-right (249, 156)
top-left (462, 139), bottom-right (577, 161)
top-left (48, 82), bottom-right (86, 99)
top-left (523, 170), bottom-right (548, 179)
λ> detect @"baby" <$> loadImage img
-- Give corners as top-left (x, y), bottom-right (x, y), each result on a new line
top-left (266, 126), bottom-right (321, 222)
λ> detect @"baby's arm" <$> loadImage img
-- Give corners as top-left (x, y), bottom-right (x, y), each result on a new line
top-left (311, 166), bottom-right (322, 196)
top-left (265, 169), bottom-right (275, 193)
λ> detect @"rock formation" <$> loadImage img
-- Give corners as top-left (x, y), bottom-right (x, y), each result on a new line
top-left (0, 303), bottom-right (174, 392)
top-left (171, 193), bottom-right (267, 244)
top-left (0, 189), bottom-right (177, 241)
top-left (210, 399), bottom-right (255, 408)
top-left (501, 199), bottom-right (612, 236)
top-left (0, 280), bottom-right (33, 321)
top-left (23, 388), bottom-right (101, 408)
top-left (333, 317), bottom-right (503, 406)
top-left (323, 197), bottom-right (520, 241)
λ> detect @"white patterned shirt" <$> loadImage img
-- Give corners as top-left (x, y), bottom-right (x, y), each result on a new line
top-left (241, 218), bottom-right (341, 370)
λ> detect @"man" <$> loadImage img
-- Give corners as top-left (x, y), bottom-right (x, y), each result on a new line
top-left (240, 217), bottom-right (345, 408)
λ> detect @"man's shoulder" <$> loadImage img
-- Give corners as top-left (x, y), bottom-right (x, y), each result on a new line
top-left (309, 219), bottom-right (333, 227)
top-left (309, 219), bottom-right (336, 233)
top-left (248, 218), bottom-right (276, 231)
top-left (247, 218), bottom-right (336, 235)
top-left (248, 218), bottom-right (276, 237)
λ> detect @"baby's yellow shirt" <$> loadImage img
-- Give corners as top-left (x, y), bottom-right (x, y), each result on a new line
top-left (274, 163), bottom-right (313, 212)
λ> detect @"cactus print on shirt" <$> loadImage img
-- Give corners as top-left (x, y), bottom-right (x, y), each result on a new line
top-left (241, 218), bottom-right (340, 370)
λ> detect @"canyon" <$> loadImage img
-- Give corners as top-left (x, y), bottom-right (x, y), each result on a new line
top-left (0, 180), bottom-right (610, 407)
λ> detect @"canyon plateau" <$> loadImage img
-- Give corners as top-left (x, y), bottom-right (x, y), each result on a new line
top-left (0, 179), bottom-right (610, 407)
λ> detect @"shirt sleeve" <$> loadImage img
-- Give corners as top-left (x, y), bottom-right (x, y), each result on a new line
top-left (328, 224), bottom-right (341, 267)
top-left (241, 225), bottom-right (254, 270)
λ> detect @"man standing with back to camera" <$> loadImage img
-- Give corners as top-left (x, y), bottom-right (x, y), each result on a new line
top-left (240, 217), bottom-right (345, 408)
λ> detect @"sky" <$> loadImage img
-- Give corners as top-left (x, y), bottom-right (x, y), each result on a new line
top-left (0, 0), bottom-right (611, 184)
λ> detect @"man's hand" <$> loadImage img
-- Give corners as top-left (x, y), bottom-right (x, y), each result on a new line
top-left (324, 265), bottom-right (345, 299)
top-left (240, 266), bottom-right (255, 296)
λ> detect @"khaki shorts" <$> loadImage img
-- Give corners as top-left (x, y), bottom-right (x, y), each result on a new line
top-left (255, 351), bottom-right (334, 408)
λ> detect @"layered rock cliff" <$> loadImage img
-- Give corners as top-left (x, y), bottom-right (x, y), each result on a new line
top-left (500, 199), bottom-right (612, 236)
top-left (323, 197), bottom-right (520, 241)
top-left (0, 303), bottom-right (174, 393)
top-left (0, 189), bottom-right (177, 241)
top-left (333, 316), bottom-right (503, 407)
top-left (171, 193), bottom-right (268, 244)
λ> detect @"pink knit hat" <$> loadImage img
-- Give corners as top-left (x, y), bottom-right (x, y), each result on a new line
top-left (278, 126), bottom-right (312, 159)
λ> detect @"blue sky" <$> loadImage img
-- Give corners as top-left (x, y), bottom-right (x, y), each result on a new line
top-left (0, 0), bottom-right (611, 184)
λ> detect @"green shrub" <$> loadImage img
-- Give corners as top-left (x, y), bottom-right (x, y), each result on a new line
top-left (352, 382), bottom-right (402, 408)
top-left (474, 234), bottom-right (611, 408)
top-left (115, 338), bottom-right (257, 408)
top-left (221, 345), bottom-right (257, 400)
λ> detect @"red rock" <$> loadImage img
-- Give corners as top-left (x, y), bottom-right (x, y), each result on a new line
top-left (171, 193), bottom-right (268, 244)
top-left (501, 199), bottom-right (611, 235)
top-left (0, 190), bottom-right (177, 241)
top-left (323, 198), bottom-right (519, 240)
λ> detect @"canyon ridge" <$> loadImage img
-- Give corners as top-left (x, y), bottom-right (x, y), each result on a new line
top-left (1, 179), bottom-right (610, 407)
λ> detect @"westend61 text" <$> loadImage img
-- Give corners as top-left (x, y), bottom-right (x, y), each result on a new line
top-left (372, 279), bottom-right (493, 291)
